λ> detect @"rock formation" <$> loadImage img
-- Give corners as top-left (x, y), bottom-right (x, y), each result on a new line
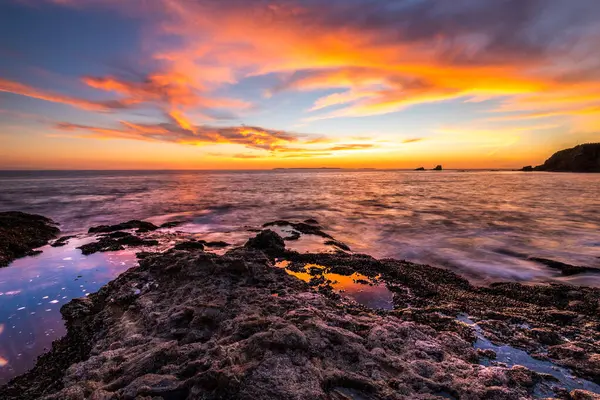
top-left (2, 221), bottom-right (600, 399)
top-left (0, 211), bottom-right (59, 266)
top-left (522, 143), bottom-right (600, 172)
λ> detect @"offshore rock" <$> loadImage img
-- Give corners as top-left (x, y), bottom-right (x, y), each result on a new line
top-left (0, 211), bottom-right (59, 266)
top-left (263, 220), bottom-right (334, 239)
top-left (173, 240), bottom-right (205, 251)
top-left (88, 220), bottom-right (159, 234)
top-left (529, 257), bottom-right (600, 276)
top-left (78, 233), bottom-right (159, 255)
top-left (51, 235), bottom-right (77, 247)
top-left (244, 229), bottom-right (285, 254)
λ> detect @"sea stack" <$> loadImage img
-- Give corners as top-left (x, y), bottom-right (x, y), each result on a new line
top-left (433, 165), bottom-right (443, 171)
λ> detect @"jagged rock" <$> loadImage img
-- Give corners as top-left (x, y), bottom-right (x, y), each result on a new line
top-left (0, 247), bottom-right (558, 400)
top-left (0, 211), bottom-right (60, 266)
top-left (88, 220), bottom-right (158, 234)
top-left (50, 235), bottom-right (76, 247)
top-left (432, 165), bottom-right (443, 171)
top-left (263, 220), bottom-right (333, 239)
top-left (102, 231), bottom-right (132, 239)
top-left (415, 167), bottom-right (426, 171)
top-left (477, 348), bottom-right (497, 359)
top-left (173, 240), bottom-right (205, 251)
top-left (204, 241), bottom-right (231, 248)
top-left (159, 221), bottom-right (185, 229)
top-left (571, 389), bottom-right (600, 399)
top-left (245, 230), bottom-right (285, 254)
top-left (529, 328), bottom-right (562, 346)
top-left (78, 233), bottom-right (158, 255)
top-left (529, 257), bottom-right (600, 276)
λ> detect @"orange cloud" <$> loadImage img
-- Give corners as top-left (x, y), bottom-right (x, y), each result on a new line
top-left (53, 119), bottom-right (381, 159)
top-left (0, 78), bottom-right (129, 111)
top-left (13, 0), bottom-right (600, 157)
top-left (82, 75), bottom-right (249, 114)
top-left (114, 0), bottom-right (599, 130)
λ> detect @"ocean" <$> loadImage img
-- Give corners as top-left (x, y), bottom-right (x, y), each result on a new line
top-left (0, 169), bottom-right (599, 383)
top-left (2, 169), bottom-right (599, 282)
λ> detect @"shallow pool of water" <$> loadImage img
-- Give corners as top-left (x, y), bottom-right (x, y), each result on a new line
top-left (276, 261), bottom-right (394, 310)
top-left (0, 239), bottom-right (138, 384)
top-left (457, 314), bottom-right (600, 396)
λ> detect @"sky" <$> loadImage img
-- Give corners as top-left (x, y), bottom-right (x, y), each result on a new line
top-left (0, 0), bottom-right (599, 170)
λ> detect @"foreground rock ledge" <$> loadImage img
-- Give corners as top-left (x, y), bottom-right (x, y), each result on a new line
top-left (2, 230), bottom-right (600, 399)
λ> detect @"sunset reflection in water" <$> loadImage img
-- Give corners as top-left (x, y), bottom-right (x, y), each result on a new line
top-left (0, 239), bottom-right (137, 384)
top-left (276, 261), bottom-right (394, 310)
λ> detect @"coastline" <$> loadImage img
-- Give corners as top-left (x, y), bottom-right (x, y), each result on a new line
top-left (1, 216), bottom-right (600, 399)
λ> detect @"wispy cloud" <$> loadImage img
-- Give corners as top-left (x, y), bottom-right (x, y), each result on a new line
top-left (402, 138), bottom-right (424, 144)
top-left (8, 0), bottom-right (600, 158)
top-left (0, 78), bottom-right (130, 111)
top-left (53, 119), bottom-right (375, 158)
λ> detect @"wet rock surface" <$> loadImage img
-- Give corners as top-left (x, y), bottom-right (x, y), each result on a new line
top-left (263, 220), bottom-right (334, 239)
top-left (245, 229), bottom-right (286, 254)
top-left (282, 250), bottom-right (600, 388)
top-left (160, 221), bottom-right (186, 229)
top-left (0, 211), bottom-right (60, 266)
top-left (529, 257), bottom-right (600, 276)
top-left (0, 243), bottom-right (561, 399)
top-left (2, 225), bottom-right (600, 399)
top-left (50, 235), bottom-right (77, 247)
top-left (173, 240), bottom-right (205, 251)
top-left (88, 220), bottom-right (159, 234)
top-left (78, 232), bottom-right (159, 255)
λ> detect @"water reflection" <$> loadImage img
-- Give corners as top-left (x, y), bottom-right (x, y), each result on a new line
top-left (458, 314), bottom-right (600, 396)
top-left (0, 239), bottom-right (137, 384)
top-left (276, 261), bottom-right (394, 310)
top-left (268, 226), bottom-right (336, 253)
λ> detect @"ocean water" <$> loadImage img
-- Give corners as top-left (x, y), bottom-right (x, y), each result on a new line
top-left (0, 169), bottom-right (599, 384)
top-left (1, 169), bottom-right (598, 283)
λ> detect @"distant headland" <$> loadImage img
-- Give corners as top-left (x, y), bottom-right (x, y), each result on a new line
top-left (522, 143), bottom-right (600, 173)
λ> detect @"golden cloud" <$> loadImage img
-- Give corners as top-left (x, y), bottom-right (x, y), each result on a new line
top-left (12, 0), bottom-right (600, 145)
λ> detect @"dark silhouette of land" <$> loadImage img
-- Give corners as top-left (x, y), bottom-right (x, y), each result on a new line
top-left (522, 143), bottom-right (600, 172)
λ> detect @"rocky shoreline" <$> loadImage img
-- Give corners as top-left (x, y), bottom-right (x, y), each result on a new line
top-left (0, 211), bottom-right (60, 267)
top-left (1, 216), bottom-right (600, 399)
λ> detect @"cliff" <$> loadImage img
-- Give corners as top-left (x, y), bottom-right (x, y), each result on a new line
top-left (526, 143), bottom-right (600, 172)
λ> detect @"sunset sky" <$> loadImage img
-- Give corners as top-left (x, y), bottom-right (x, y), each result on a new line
top-left (1, 0), bottom-right (599, 169)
